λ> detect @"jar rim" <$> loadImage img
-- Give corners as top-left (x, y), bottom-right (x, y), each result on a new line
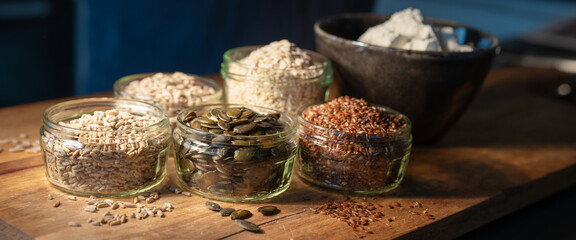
top-left (113, 72), bottom-right (223, 100)
top-left (42, 97), bottom-right (170, 134)
top-left (297, 101), bottom-right (413, 139)
top-left (176, 103), bottom-right (297, 140)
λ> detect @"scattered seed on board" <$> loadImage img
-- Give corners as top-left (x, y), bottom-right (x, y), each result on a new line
top-left (68, 222), bottom-right (81, 227)
top-left (219, 208), bottom-right (236, 217)
top-left (67, 196), bottom-right (77, 201)
top-left (230, 209), bottom-right (252, 220)
top-left (85, 205), bottom-right (97, 213)
top-left (124, 203), bottom-right (137, 208)
top-left (257, 206), bottom-right (279, 216)
top-left (205, 201), bottom-right (221, 211)
top-left (47, 194), bottom-right (54, 200)
top-left (53, 201), bottom-right (61, 208)
top-left (236, 219), bottom-right (262, 232)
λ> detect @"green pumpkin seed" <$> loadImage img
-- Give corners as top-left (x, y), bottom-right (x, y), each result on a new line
top-left (218, 111), bottom-right (231, 121)
top-left (253, 116), bottom-right (267, 123)
top-left (205, 201), bottom-right (221, 211)
top-left (211, 108), bottom-right (221, 118)
top-left (236, 219), bottom-right (262, 232)
top-left (226, 109), bottom-right (242, 118)
top-left (201, 123), bottom-right (220, 129)
top-left (218, 120), bottom-right (230, 130)
top-left (249, 129), bottom-right (263, 136)
top-left (257, 121), bottom-right (274, 128)
top-left (267, 113), bottom-right (281, 120)
top-left (182, 111), bottom-right (197, 123)
top-left (230, 209), bottom-right (252, 220)
top-left (228, 118), bottom-right (249, 126)
top-left (240, 110), bottom-right (254, 119)
top-left (257, 206), bottom-right (279, 216)
top-left (234, 148), bottom-right (256, 161)
top-left (234, 122), bottom-right (256, 134)
top-left (197, 117), bottom-right (215, 125)
top-left (208, 128), bottom-right (224, 134)
top-left (214, 156), bottom-right (234, 164)
top-left (219, 208), bottom-right (236, 217)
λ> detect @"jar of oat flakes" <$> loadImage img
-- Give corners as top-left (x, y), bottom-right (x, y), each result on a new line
top-left (297, 96), bottom-right (412, 194)
top-left (114, 72), bottom-right (223, 127)
top-left (40, 98), bottom-right (171, 197)
top-left (221, 40), bottom-right (332, 116)
top-left (173, 104), bottom-right (298, 202)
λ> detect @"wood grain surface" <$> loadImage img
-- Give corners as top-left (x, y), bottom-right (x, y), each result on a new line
top-left (0, 67), bottom-right (575, 240)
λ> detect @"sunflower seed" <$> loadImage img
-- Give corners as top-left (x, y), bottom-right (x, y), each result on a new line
top-left (68, 222), bottom-right (81, 227)
top-left (85, 205), bottom-right (97, 213)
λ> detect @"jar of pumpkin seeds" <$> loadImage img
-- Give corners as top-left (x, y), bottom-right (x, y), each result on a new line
top-left (173, 104), bottom-right (297, 202)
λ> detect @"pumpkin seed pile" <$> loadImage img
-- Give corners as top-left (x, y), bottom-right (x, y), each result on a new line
top-left (182, 107), bottom-right (284, 136)
top-left (175, 106), bottom-right (297, 199)
top-left (204, 201), bottom-right (280, 233)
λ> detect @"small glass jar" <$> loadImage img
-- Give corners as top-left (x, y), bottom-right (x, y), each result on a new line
top-left (173, 104), bottom-right (298, 202)
top-left (221, 46), bottom-right (332, 116)
top-left (40, 98), bottom-right (171, 197)
top-left (114, 72), bottom-right (223, 127)
top-left (297, 104), bottom-right (412, 194)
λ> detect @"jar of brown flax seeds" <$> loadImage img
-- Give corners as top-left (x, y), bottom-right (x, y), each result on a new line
top-left (297, 96), bottom-right (412, 194)
top-left (220, 40), bottom-right (332, 116)
top-left (40, 98), bottom-right (171, 197)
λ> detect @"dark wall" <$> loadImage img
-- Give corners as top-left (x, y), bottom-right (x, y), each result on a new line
top-left (0, 0), bottom-right (74, 107)
top-left (73, 0), bottom-right (373, 95)
top-left (0, 0), bottom-right (373, 107)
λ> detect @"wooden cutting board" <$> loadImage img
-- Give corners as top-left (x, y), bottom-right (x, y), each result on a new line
top-left (1, 67), bottom-right (575, 240)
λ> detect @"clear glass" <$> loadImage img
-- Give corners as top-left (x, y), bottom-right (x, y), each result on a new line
top-left (221, 46), bottom-right (333, 116)
top-left (297, 104), bottom-right (412, 194)
top-left (173, 104), bottom-right (298, 202)
top-left (114, 72), bottom-right (223, 127)
top-left (40, 98), bottom-right (171, 197)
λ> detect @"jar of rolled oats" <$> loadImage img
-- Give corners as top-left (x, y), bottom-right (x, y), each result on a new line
top-left (173, 104), bottom-right (298, 202)
top-left (114, 72), bottom-right (223, 127)
top-left (221, 40), bottom-right (332, 116)
top-left (297, 96), bottom-right (412, 194)
top-left (40, 98), bottom-right (171, 197)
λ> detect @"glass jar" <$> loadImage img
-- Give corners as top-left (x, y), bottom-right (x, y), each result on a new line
top-left (173, 104), bottom-right (298, 202)
top-left (114, 72), bottom-right (223, 127)
top-left (40, 98), bottom-right (171, 197)
top-left (297, 104), bottom-right (412, 194)
top-left (221, 46), bottom-right (332, 116)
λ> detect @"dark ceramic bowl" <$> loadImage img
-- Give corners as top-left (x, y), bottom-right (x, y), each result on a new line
top-left (314, 13), bottom-right (499, 144)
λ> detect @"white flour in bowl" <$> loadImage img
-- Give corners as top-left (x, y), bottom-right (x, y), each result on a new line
top-left (358, 8), bottom-right (473, 52)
